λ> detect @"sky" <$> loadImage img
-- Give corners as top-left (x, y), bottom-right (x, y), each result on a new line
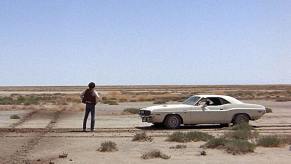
top-left (0, 0), bottom-right (290, 86)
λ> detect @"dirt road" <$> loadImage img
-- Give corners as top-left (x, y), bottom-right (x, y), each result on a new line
top-left (0, 100), bottom-right (291, 164)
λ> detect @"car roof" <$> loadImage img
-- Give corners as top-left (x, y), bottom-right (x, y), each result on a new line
top-left (194, 95), bottom-right (243, 104)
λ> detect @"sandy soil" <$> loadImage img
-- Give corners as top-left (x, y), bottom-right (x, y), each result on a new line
top-left (0, 100), bottom-right (291, 164)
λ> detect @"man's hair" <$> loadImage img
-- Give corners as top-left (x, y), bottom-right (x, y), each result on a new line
top-left (88, 82), bottom-right (95, 89)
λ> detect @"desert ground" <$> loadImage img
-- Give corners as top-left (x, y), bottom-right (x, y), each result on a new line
top-left (0, 85), bottom-right (291, 164)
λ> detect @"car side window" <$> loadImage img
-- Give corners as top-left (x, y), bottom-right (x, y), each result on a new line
top-left (206, 98), bottom-right (222, 106)
top-left (196, 98), bottom-right (207, 106)
top-left (219, 98), bottom-right (230, 105)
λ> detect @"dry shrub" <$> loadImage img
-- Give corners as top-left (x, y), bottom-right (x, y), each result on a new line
top-left (202, 138), bottom-right (255, 155)
top-left (169, 144), bottom-right (187, 149)
top-left (97, 141), bottom-right (118, 152)
top-left (225, 139), bottom-right (255, 155)
top-left (275, 97), bottom-right (291, 102)
top-left (10, 114), bottom-right (20, 119)
top-left (257, 135), bottom-right (290, 147)
top-left (226, 123), bottom-right (258, 140)
top-left (141, 150), bottom-right (170, 160)
top-left (167, 132), bottom-right (214, 143)
top-left (102, 100), bottom-right (119, 105)
top-left (201, 137), bottom-right (228, 149)
top-left (132, 132), bottom-right (153, 142)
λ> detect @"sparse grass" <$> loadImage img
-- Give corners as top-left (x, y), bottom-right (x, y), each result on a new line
top-left (97, 141), bottom-right (118, 152)
top-left (102, 100), bottom-right (119, 105)
top-left (226, 123), bottom-right (258, 140)
top-left (231, 123), bottom-right (253, 131)
top-left (275, 97), bottom-right (291, 102)
top-left (201, 137), bottom-right (228, 149)
top-left (266, 107), bottom-right (272, 113)
top-left (153, 99), bottom-right (168, 104)
top-left (169, 144), bottom-right (187, 149)
top-left (132, 132), bottom-right (153, 142)
top-left (202, 138), bottom-right (255, 155)
top-left (0, 97), bottom-right (14, 105)
top-left (256, 135), bottom-right (289, 147)
top-left (225, 129), bottom-right (258, 140)
top-left (10, 114), bottom-right (20, 119)
top-left (123, 108), bottom-right (140, 114)
top-left (141, 150), bottom-right (170, 160)
top-left (167, 131), bottom-right (214, 143)
top-left (225, 139), bottom-right (255, 155)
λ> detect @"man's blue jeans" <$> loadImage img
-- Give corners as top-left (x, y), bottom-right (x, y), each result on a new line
top-left (83, 103), bottom-right (95, 130)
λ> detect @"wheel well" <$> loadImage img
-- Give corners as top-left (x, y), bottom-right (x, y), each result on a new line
top-left (163, 114), bottom-right (183, 124)
top-left (231, 113), bottom-right (251, 123)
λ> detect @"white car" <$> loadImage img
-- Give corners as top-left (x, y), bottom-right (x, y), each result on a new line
top-left (139, 95), bottom-right (266, 129)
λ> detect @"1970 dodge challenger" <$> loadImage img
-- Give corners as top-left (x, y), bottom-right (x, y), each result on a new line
top-left (139, 95), bottom-right (266, 129)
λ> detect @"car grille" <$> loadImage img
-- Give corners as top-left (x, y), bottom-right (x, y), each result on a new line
top-left (139, 110), bottom-right (151, 116)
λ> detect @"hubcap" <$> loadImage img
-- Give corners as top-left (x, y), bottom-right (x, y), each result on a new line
top-left (169, 117), bottom-right (179, 128)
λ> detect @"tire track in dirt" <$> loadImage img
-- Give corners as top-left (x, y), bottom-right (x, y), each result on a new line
top-left (0, 110), bottom-right (38, 138)
top-left (5, 110), bottom-right (63, 164)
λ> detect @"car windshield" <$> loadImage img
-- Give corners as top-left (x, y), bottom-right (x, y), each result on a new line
top-left (183, 96), bottom-right (200, 105)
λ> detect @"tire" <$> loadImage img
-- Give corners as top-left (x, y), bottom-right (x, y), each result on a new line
top-left (233, 114), bottom-right (249, 125)
top-left (164, 115), bottom-right (181, 129)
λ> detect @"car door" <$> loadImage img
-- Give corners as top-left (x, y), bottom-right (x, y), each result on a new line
top-left (188, 97), bottom-right (229, 124)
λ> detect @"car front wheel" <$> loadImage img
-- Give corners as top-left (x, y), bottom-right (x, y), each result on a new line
top-left (164, 115), bottom-right (181, 129)
top-left (233, 114), bottom-right (249, 125)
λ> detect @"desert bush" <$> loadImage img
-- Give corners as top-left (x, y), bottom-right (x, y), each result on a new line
top-left (0, 96), bottom-right (41, 105)
top-left (226, 123), bottom-right (258, 140)
top-left (275, 97), bottom-right (291, 102)
top-left (132, 132), bottom-right (153, 142)
top-left (225, 139), bottom-right (255, 155)
top-left (123, 108), bottom-right (140, 114)
top-left (266, 107), bottom-right (272, 113)
top-left (169, 144), bottom-right (187, 149)
top-left (231, 122), bottom-right (253, 131)
top-left (141, 150), bottom-right (170, 160)
top-left (225, 129), bottom-right (258, 140)
top-left (10, 114), bottom-right (20, 119)
top-left (0, 97), bottom-right (14, 105)
top-left (102, 100), bottom-right (119, 105)
top-left (167, 131), bottom-right (214, 143)
top-left (256, 135), bottom-right (288, 147)
top-left (202, 138), bottom-right (255, 155)
top-left (97, 141), bottom-right (118, 152)
top-left (119, 98), bottom-right (128, 102)
top-left (202, 137), bottom-right (228, 149)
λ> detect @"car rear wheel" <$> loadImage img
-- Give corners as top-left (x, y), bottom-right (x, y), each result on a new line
top-left (233, 114), bottom-right (249, 125)
top-left (164, 115), bottom-right (181, 129)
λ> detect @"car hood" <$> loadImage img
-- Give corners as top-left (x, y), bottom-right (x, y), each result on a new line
top-left (142, 104), bottom-right (192, 112)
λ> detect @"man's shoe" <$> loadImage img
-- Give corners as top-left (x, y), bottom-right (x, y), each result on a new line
top-left (82, 129), bottom-right (86, 132)
top-left (90, 129), bottom-right (94, 132)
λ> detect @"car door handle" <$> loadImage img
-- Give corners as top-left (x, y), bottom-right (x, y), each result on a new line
top-left (220, 108), bottom-right (223, 110)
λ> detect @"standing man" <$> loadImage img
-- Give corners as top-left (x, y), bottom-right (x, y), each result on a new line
top-left (80, 82), bottom-right (100, 132)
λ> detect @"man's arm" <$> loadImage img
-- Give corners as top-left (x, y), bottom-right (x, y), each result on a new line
top-left (94, 91), bottom-right (100, 103)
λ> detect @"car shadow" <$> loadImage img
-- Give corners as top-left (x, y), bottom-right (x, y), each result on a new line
top-left (136, 124), bottom-right (227, 130)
